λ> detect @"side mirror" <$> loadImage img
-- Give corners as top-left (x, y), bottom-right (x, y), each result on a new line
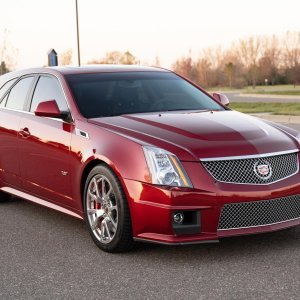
top-left (34, 100), bottom-right (64, 119)
top-left (212, 93), bottom-right (230, 106)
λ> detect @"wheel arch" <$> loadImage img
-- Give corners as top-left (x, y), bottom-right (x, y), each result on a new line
top-left (80, 158), bottom-right (128, 209)
top-left (81, 159), bottom-right (110, 201)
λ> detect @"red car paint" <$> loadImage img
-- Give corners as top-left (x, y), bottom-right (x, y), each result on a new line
top-left (0, 66), bottom-right (300, 245)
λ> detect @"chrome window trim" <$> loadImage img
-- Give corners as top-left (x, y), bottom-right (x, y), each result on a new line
top-left (200, 149), bottom-right (299, 162)
top-left (218, 216), bottom-right (300, 231)
top-left (0, 77), bottom-right (19, 104)
top-left (0, 106), bottom-right (34, 114)
top-left (0, 106), bottom-right (71, 124)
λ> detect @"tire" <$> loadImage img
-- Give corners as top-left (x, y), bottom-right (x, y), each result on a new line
top-left (0, 191), bottom-right (11, 203)
top-left (83, 165), bottom-right (134, 252)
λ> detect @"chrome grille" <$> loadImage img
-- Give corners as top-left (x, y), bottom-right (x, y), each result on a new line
top-left (201, 151), bottom-right (299, 185)
top-left (218, 194), bottom-right (300, 230)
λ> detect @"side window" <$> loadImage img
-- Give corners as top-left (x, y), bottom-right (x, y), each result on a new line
top-left (30, 76), bottom-right (68, 112)
top-left (6, 77), bottom-right (34, 110)
top-left (0, 78), bottom-right (18, 106)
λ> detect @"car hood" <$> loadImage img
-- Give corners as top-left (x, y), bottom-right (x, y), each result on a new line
top-left (89, 110), bottom-right (299, 161)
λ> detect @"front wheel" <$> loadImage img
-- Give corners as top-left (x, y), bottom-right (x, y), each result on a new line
top-left (83, 165), bottom-right (134, 252)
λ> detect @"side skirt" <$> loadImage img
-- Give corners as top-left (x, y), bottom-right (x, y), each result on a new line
top-left (0, 187), bottom-right (83, 220)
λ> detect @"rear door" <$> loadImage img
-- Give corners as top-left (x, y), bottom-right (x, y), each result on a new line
top-left (19, 75), bottom-right (74, 207)
top-left (0, 76), bottom-right (35, 188)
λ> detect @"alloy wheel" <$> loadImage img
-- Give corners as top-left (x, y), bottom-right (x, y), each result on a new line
top-left (86, 174), bottom-right (118, 244)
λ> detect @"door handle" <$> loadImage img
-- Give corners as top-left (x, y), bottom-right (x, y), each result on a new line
top-left (19, 127), bottom-right (31, 138)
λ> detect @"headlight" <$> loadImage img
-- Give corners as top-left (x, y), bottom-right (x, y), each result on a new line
top-left (296, 133), bottom-right (300, 142)
top-left (143, 146), bottom-right (193, 188)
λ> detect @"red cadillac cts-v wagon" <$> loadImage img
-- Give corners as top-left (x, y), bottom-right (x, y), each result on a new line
top-left (0, 66), bottom-right (300, 252)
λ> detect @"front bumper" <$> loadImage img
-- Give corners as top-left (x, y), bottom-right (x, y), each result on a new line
top-left (123, 162), bottom-right (300, 245)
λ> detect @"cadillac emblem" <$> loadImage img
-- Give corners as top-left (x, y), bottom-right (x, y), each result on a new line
top-left (254, 160), bottom-right (272, 180)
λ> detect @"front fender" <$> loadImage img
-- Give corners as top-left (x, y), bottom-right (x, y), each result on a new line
top-left (70, 120), bottom-right (150, 211)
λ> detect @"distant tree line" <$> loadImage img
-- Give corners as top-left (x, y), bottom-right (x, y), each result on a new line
top-left (172, 31), bottom-right (300, 88)
top-left (88, 51), bottom-right (139, 65)
top-left (87, 31), bottom-right (300, 88)
top-left (0, 29), bottom-right (18, 75)
top-left (2, 30), bottom-right (300, 89)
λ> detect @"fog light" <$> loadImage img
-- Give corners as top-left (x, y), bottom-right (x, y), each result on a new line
top-left (173, 212), bottom-right (184, 224)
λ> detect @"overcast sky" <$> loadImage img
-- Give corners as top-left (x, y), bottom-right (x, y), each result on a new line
top-left (1, 0), bottom-right (300, 69)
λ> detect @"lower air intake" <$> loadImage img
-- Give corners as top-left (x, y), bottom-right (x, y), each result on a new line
top-left (218, 194), bottom-right (300, 230)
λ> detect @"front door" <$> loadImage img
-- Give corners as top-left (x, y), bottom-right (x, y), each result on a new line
top-left (19, 75), bottom-right (73, 207)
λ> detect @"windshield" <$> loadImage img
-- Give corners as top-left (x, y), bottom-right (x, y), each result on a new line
top-left (65, 71), bottom-right (224, 118)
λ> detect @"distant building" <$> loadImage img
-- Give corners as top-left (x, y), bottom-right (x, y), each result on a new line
top-left (48, 49), bottom-right (58, 66)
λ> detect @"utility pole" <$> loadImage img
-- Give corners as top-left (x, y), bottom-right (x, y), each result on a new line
top-left (75, 0), bottom-right (81, 66)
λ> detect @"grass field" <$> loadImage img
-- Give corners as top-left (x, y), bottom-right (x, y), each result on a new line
top-left (245, 90), bottom-right (300, 96)
top-left (230, 102), bottom-right (300, 115)
top-left (209, 85), bottom-right (300, 96)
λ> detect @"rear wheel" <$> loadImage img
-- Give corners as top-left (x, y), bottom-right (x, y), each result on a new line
top-left (83, 165), bottom-right (134, 252)
top-left (0, 191), bottom-right (11, 203)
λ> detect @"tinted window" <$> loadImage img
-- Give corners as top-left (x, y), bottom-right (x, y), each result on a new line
top-left (30, 76), bottom-right (68, 112)
top-left (6, 77), bottom-right (34, 110)
top-left (0, 78), bottom-right (18, 105)
top-left (65, 72), bottom-right (223, 118)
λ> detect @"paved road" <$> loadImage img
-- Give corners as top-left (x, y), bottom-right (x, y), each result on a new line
top-left (1, 123), bottom-right (300, 300)
top-left (223, 91), bottom-right (300, 103)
